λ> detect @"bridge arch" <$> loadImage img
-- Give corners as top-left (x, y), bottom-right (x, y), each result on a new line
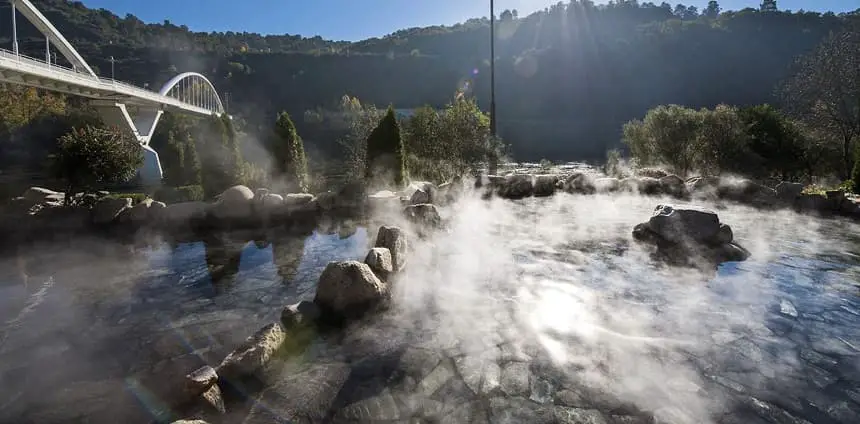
top-left (159, 72), bottom-right (225, 115)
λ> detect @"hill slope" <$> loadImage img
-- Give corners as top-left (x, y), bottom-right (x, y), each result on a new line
top-left (1, 0), bottom-right (857, 160)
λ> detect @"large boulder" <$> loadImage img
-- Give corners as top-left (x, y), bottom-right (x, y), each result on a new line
top-left (533, 175), bottom-right (559, 197)
top-left (648, 204), bottom-right (721, 245)
top-left (23, 187), bottom-right (64, 205)
top-left (184, 366), bottom-right (218, 398)
top-left (313, 261), bottom-right (389, 320)
top-left (659, 175), bottom-right (687, 198)
top-left (403, 203), bottom-right (442, 228)
top-left (162, 201), bottom-right (209, 228)
top-left (633, 204), bottom-right (749, 266)
top-left (775, 182), bottom-right (804, 201)
top-left (795, 193), bottom-right (829, 214)
top-left (92, 197), bottom-right (132, 225)
top-left (406, 181), bottom-right (437, 205)
top-left (367, 190), bottom-right (401, 212)
top-left (124, 198), bottom-right (155, 225)
top-left (365, 247), bottom-right (394, 278)
top-left (375, 226), bottom-right (407, 272)
top-left (563, 173), bottom-right (596, 194)
top-left (594, 177), bottom-right (620, 193)
top-left (210, 185), bottom-right (255, 221)
top-left (500, 174), bottom-right (535, 199)
top-left (217, 322), bottom-right (286, 379)
top-left (717, 179), bottom-right (777, 206)
top-left (281, 300), bottom-right (322, 329)
top-left (637, 177), bottom-right (663, 195)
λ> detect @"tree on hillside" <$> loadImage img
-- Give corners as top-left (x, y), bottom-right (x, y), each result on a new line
top-left (365, 106), bottom-right (406, 187)
top-left (781, 29), bottom-right (860, 178)
top-left (271, 111), bottom-right (309, 193)
top-left (703, 1), bottom-right (721, 19)
top-left (52, 125), bottom-right (143, 202)
top-left (760, 0), bottom-right (778, 12)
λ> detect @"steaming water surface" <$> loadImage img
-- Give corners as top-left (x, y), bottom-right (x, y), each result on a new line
top-left (1, 193), bottom-right (860, 424)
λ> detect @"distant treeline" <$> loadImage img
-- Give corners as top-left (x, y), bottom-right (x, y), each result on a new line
top-left (1, 0), bottom-right (857, 160)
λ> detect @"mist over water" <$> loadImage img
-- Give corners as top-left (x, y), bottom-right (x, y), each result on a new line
top-left (1, 187), bottom-right (859, 423)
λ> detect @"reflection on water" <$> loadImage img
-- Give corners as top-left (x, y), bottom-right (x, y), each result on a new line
top-left (0, 195), bottom-right (859, 423)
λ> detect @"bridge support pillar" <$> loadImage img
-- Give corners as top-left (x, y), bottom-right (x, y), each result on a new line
top-left (93, 101), bottom-right (165, 187)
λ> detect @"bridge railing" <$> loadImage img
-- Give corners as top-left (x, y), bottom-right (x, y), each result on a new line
top-left (0, 47), bottom-right (214, 114)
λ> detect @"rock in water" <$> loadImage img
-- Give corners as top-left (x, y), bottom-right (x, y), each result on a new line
top-left (403, 203), bottom-right (442, 228)
top-left (211, 185), bottom-right (255, 220)
top-left (92, 197), bottom-right (132, 225)
top-left (217, 322), bottom-right (286, 379)
top-left (365, 247), bottom-right (394, 278)
top-left (501, 174), bottom-right (535, 199)
top-left (184, 366), bottom-right (218, 398)
top-left (634, 204), bottom-right (749, 266)
top-left (313, 261), bottom-right (389, 320)
top-left (648, 204), bottom-right (721, 244)
top-left (375, 226), bottom-right (407, 271)
top-left (280, 300), bottom-right (321, 328)
top-left (776, 181), bottom-right (804, 201)
top-left (533, 175), bottom-right (559, 197)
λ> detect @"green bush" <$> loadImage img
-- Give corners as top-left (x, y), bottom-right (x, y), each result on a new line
top-left (154, 185), bottom-right (205, 203)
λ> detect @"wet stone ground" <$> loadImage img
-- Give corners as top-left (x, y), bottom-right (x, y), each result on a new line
top-left (1, 194), bottom-right (860, 424)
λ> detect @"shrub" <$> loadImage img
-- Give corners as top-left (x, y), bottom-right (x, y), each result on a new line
top-left (51, 125), bottom-right (143, 202)
top-left (154, 185), bottom-right (205, 203)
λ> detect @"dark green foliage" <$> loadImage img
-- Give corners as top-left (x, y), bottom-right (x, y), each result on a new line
top-left (624, 103), bottom-right (813, 179)
top-left (150, 112), bottom-right (202, 187)
top-left (52, 125), bottom-right (144, 200)
top-left (271, 111), bottom-right (309, 192)
top-left (365, 106), bottom-right (406, 187)
top-left (154, 185), bottom-right (205, 203)
top-left (2, 0), bottom-right (855, 162)
top-left (401, 97), bottom-right (498, 183)
top-left (738, 104), bottom-right (805, 179)
top-left (195, 114), bottom-right (244, 197)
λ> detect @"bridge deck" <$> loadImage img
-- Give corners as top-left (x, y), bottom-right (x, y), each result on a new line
top-left (0, 47), bottom-right (214, 116)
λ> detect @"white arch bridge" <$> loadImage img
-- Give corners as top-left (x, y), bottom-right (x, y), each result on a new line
top-left (0, 0), bottom-right (228, 185)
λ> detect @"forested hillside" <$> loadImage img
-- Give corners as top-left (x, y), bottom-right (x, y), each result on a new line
top-left (0, 0), bottom-right (858, 160)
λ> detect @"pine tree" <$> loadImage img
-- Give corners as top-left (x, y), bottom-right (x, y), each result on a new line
top-left (365, 106), bottom-right (406, 187)
top-left (272, 111), bottom-right (309, 193)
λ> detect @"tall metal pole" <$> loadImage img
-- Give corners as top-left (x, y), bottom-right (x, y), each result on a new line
top-left (110, 56), bottom-right (115, 79)
top-left (45, 36), bottom-right (50, 64)
top-left (490, 0), bottom-right (496, 138)
top-left (11, 0), bottom-right (19, 56)
top-left (489, 0), bottom-right (498, 175)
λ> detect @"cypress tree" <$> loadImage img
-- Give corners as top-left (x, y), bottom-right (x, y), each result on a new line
top-left (272, 111), bottom-right (309, 193)
top-left (365, 106), bottom-right (406, 187)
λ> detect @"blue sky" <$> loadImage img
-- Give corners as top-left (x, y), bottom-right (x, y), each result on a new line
top-left (80, 0), bottom-right (859, 41)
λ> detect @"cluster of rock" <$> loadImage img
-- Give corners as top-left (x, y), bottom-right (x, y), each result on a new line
top-left (1, 179), bottom-right (459, 248)
top-left (169, 225), bottom-right (409, 422)
top-left (632, 204), bottom-right (750, 267)
top-left (474, 171), bottom-right (860, 220)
